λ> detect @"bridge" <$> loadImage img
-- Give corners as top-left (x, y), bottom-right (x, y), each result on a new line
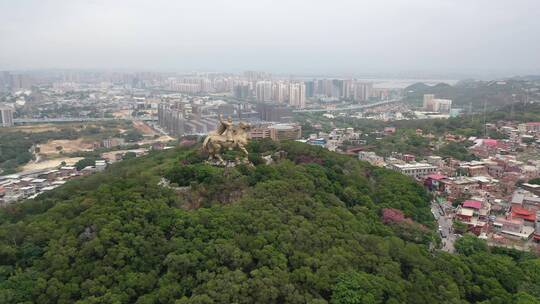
top-left (14, 117), bottom-right (157, 124)
top-left (292, 99), bottom-right (400, 113)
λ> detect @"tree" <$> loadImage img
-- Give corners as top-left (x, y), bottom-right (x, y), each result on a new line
top-left (122, 152), bottom-right (137, 160)
top-left (453, 221), bottom-right (468, 234)
top-left (75, 158), bottom-right (97, 171)
top-left (0, 142), bottom-right (539, 303)
top-left (528, 178), bottom-right (540, 185)
top-left (455, 234), bottom-right (488, 256)
top-left (124, 130), bottom-right (143, 142)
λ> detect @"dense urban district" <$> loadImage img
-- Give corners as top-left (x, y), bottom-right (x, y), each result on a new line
top-left (1, 70), bottom-right (540, 303)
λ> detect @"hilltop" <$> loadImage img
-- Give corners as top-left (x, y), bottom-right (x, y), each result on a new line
top-left (0, 140), bottom-right (539, 303)
top-left (404, 79), bottom-right (540, 109)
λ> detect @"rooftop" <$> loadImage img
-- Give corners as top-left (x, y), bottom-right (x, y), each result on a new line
top-left (463, 200), bottom-right (482, 210)
top-left (269, 124), bottom-right (299, 130)
top-left (458, 207), bottom-right (475, 217)
top-left (483, 139), bottom-right (498, 146)
top-left (425, 173), bottom-right (447, 180)
top-left (392, 162), bottom-right (437, 169)
top-left (511, 206), bottom-right (536, 222)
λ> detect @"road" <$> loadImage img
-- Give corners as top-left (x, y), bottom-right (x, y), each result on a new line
top-left (14, 117), bottom-right (157, 124)
top-left (431, 199), bottom-right (456, 253)
top-left (292, 99), bottom-right (400, 113)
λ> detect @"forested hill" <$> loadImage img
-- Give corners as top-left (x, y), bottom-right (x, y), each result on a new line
top-left (404, 79), bottom-right (539, 109)
top-left (1, 141), bottom-right (539, 303)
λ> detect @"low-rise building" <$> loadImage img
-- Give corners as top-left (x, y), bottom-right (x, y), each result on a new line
top-left (0, 106), bottom-right (14, 127)
top-left (95, 160), bottom-right (107, 171)
top-left (493, 217), bottom-right (535, 240)
top-left (522, 183), bottom-right (540, 196)
top-left (518, 122), bottom-right (540, 133)
top-left (389, 162), bottom-right (437, 178)
top-left (249, 127), bottom-right (272, 140)
top-left (423, 173), bottom-right (448, 192)
top-left (358, 151), bottom-right (385, 167)
top-left (427, 156), bottom-right (443, 166)
top-left (269, 124), bottom-right (302, 141)
top-left (249, 123), bottom-right (301, 141)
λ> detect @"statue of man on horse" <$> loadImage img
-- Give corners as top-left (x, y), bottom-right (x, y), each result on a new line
top-left (202, 115), bottom-right (251, 164)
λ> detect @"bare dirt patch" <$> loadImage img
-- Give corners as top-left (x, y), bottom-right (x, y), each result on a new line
top-left (132, 120), bottom-right (158, 136)
top-left (8, 124), bottom-right (62, 133)
top-left (112, 110), bottom-right (132, 119)
top-left (38, 139), bottom-right (95, 155)
top-left (139, 135), bottom-right (174, 145)
top-left (22, 157), bottom-right (84, 171)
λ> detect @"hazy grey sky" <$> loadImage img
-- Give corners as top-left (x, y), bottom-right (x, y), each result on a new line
top-left (1, 0), bottom-right (539, 76)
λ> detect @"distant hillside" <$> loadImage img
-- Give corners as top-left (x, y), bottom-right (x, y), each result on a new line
top-left (511, 75), bottom-right (540, 81)
top-left (0, 141), bottom-right (539, 303)
top-left (404, 79), bottom-right (540, 110)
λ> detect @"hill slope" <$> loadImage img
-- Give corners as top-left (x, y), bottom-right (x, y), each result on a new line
top-left (404, 79), bottom-right (538, 109)
top-left (0, 141), bottom-right (539, 304)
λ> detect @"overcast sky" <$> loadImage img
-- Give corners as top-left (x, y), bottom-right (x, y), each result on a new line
top-left (1, 0), bottom-right (539, 76)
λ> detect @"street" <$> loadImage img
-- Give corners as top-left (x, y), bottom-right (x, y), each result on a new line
top-left (431, 200), bottom-right (456, 253)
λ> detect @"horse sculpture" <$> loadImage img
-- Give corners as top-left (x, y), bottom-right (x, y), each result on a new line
top-left (202, 119), bottom-right (251, 165)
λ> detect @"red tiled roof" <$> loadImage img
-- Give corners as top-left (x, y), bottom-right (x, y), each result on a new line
top-left (463, 200), bottom-right (482, 209)
top-left (526, 122), bottom-right (540, 126)
top-left (347, 147), bottom-right (366, 153)
top-left (426, 174), bottom-right (446, 180)
top-left (483, 139), bottom-right (498, 146)
top-left (511, 206), bottom-right (536, 222)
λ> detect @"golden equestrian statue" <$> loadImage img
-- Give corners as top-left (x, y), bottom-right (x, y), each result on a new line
top-left (202, 115), bottom-right (251, 164)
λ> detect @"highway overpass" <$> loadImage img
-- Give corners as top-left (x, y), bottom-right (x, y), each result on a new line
top-left (292, 99), bottom-right (400, 113)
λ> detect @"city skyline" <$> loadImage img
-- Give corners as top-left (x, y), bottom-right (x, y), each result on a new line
top-left (1, 0), bottom-right (539, 77)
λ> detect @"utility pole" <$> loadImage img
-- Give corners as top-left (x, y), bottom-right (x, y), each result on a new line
top-left (469, 102), bottom-right (473, 123)
top-left (510, 103), bottom-right (514, 121)
top-left (483, 99), bottom-right (487, 138)
top-left (524, 88), bottom-right (529, 111)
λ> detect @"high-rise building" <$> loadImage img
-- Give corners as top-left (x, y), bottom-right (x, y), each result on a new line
top-left (423, 94), bottom-right (452, 113)
top-left (256, 81), bottom-right (273, 102)
top-left (289, 84), bottom-right (298, 106)
top-left (353, 82), bottom-right (372, 102)
top-left (0, 72), bottom-right (10, 91)
top-left (433, 99), bottom-right (452, 113)
top-left (256, 103), bottom-right (293, 122)
top-left (0, 106), bottom-right (14, 127)
top-left (9, 74), bottom-right (32, 91)
top-left (332, 79), bottom-right (343, 98)
top-left (305, 80), bottom-right (315, 97)
top-left (299, 83), bottom-right (306, 108)
top-left (317, 79), bottom-right (334, 97)
top-left (233, 82), bottom-right (250, 99)
top-left (158, 104), bottom-right (185, 136)
top-left (423, 94), bottom-right (435, 110)
top-left (272, 82), bottom-right (288, 104)
top-left (342, 80), bottom-right (354, 100)
top-left (244, 71), bottom-right (271, 82)
top-left (288, 82), bottom-right (306, 108)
